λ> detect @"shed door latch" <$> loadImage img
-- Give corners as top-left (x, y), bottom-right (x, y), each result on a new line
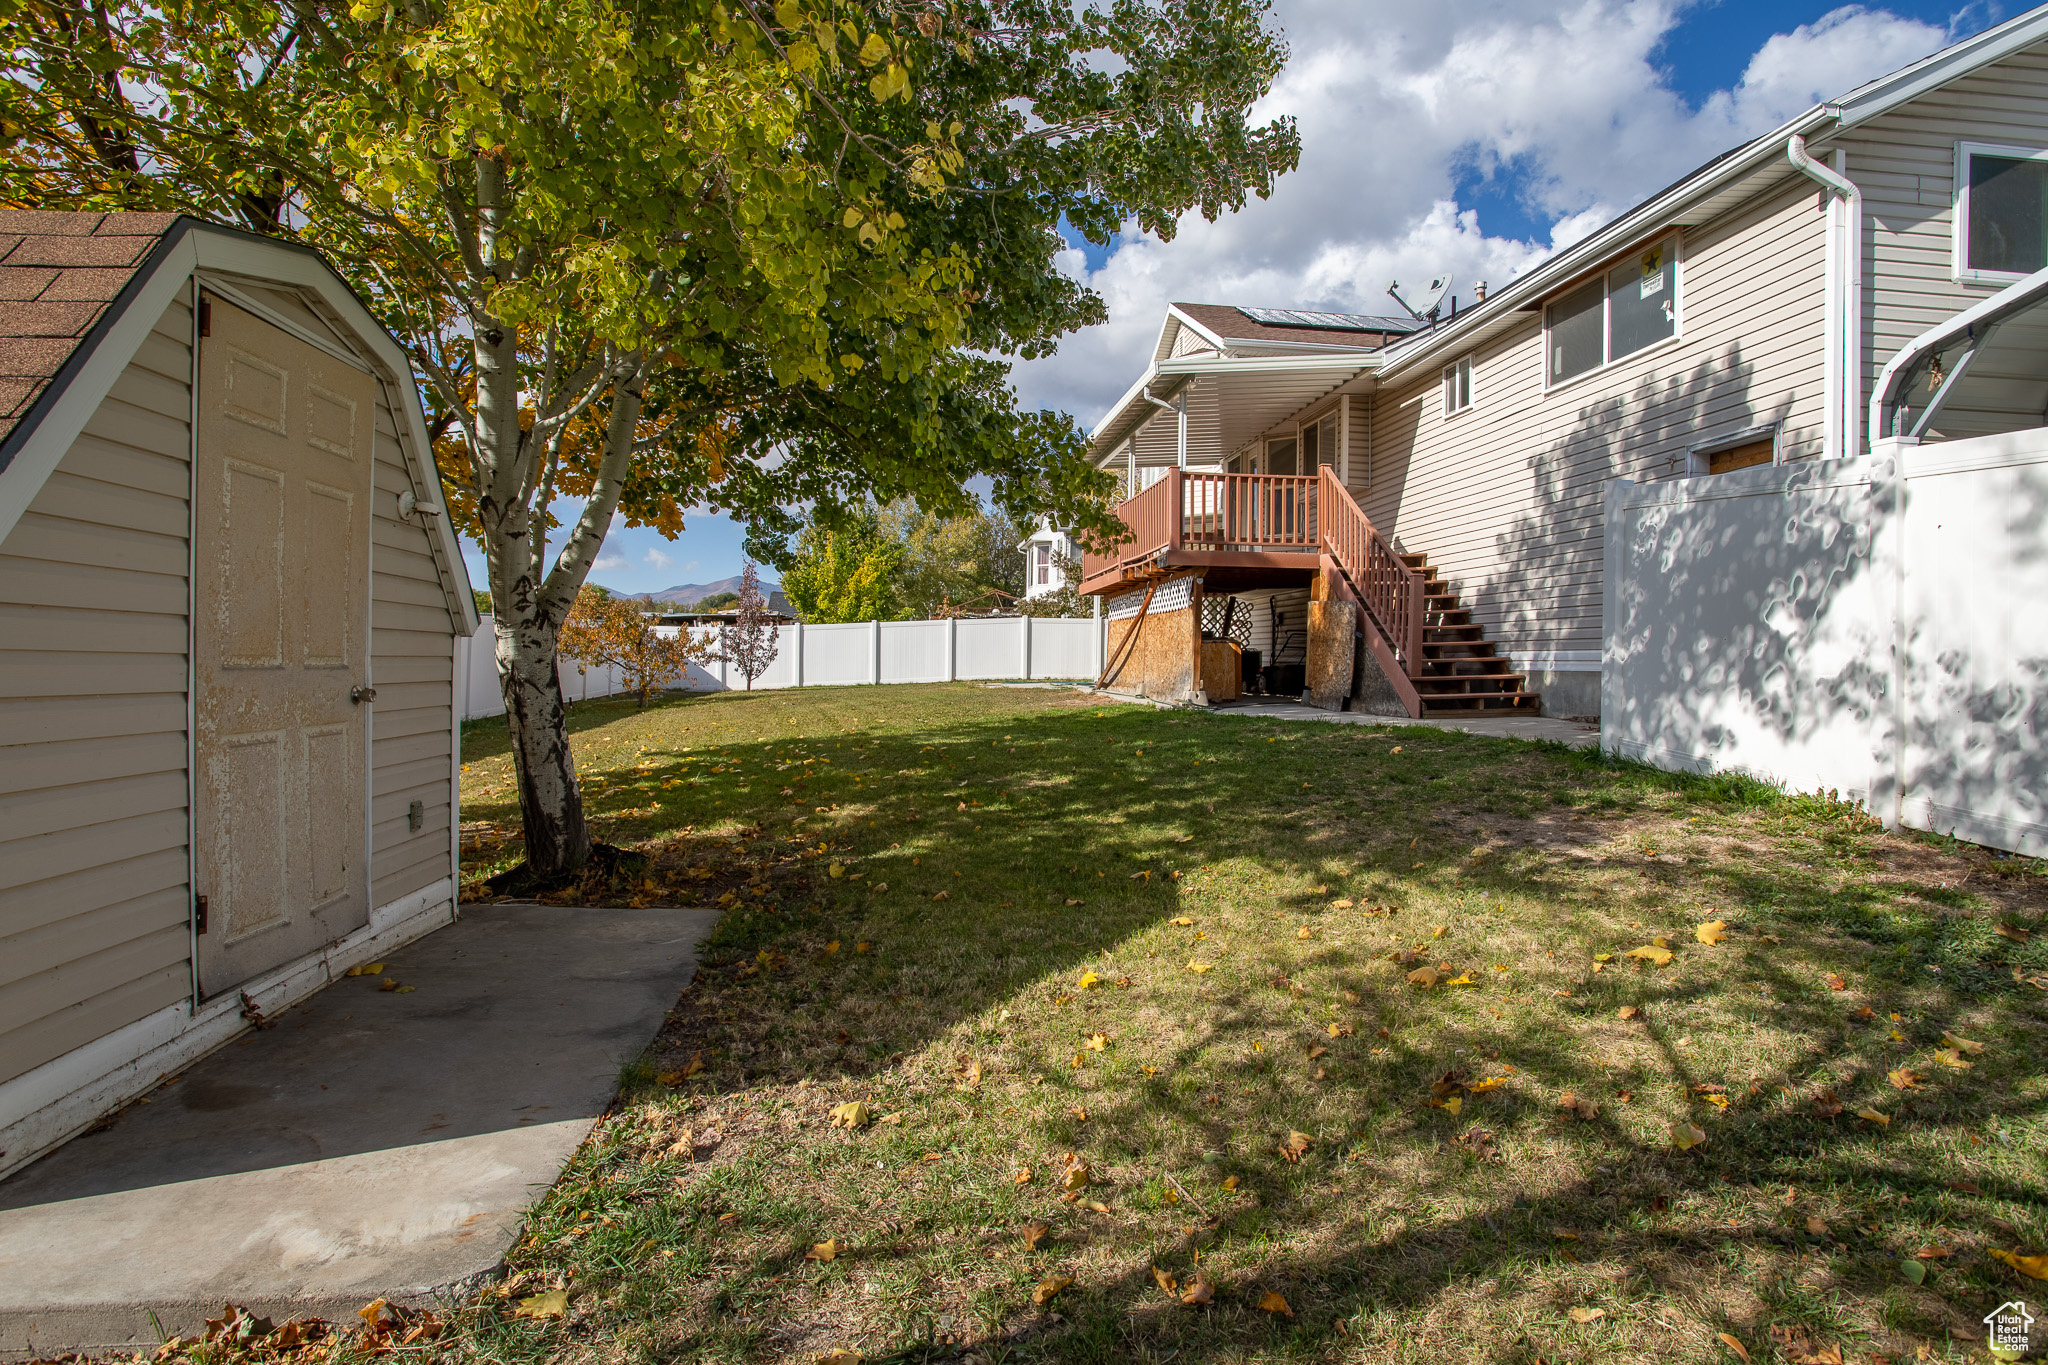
top-left (351, 685), bottom-right (377, 705)
top-left (195, 893), bottom-right (209, 935)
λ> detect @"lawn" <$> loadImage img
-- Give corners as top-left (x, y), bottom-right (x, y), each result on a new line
top-left (449, 682), bottom-right (2047, 1365)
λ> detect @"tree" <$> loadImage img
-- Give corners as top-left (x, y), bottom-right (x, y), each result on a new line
top-left (693, 591), bottom-right (741, 612)
top-left (781, 506), bottom-right (904, 622)
top-left (4, 0), bottom-right (1299, 875)
top-left (721, 561), bottom-right (781, 690)
top-left (558, 586), bottom-right (715, 707)
top-left (882, 499), bottom-right (1023, 619)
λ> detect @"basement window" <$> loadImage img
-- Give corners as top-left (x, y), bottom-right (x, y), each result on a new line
top-left (1442, 357), bottom-right (1472, 415)
top-left (1545, 240), bottom-right (1678, 387)
top-left (1955, 141), bottom-right (2048, 282)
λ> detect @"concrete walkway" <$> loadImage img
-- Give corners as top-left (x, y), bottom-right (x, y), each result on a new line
top-left (0, 902), bottom-right (718, 1360)
top-left (1206, 699), bottom-right (1602, 748)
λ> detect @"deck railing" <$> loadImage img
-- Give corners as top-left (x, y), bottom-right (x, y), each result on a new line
top-left (1081, 470), bottom-right (1321, 585)
top-left (1317, 465), bottom-right (1424, 673)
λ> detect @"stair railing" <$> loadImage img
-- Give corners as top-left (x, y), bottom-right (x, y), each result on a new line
top-left (1316, 466), bottom-right (1426, 716)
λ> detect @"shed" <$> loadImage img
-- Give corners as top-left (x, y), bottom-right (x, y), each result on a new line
top-left (0, 212), bottom-right (478, 1179)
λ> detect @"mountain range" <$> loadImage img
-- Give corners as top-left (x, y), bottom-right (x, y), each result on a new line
top-left (605, 575), bottom-right (792, 613)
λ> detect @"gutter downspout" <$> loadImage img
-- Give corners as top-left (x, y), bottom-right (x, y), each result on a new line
top-left (1788, 135), bottom-right (1863, 460)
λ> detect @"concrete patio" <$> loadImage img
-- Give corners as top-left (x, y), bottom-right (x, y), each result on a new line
top-left (0, 902), bottom-right (718, 1360)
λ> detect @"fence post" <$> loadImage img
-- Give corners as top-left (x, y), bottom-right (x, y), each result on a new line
top-left (870, 619), bottom-right (882, 684)
top-left (792, 621), bottom-right (805, 688)
top-left (1094, 596), bottom-right (1105, 679)
top-left (946, 616), bottom-right (958, 682)
top-left (1017, 613), bottom-right (1029, 679)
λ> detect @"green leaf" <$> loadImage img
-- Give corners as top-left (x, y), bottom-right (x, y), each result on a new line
top-left (856, 32), bottom-right (889, 67)
top-left (1898, 1259), bottom-right (1926, 1284)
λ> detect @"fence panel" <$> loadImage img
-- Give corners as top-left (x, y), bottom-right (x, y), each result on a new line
top-left (1027, 618), bottom-right (1100, 679)
top-left (955, 617), bottom-right (1026, 679)
top-left (800, 622), bottom-right (873, 686)
top-left (882, 620), bottom-right (948, 682)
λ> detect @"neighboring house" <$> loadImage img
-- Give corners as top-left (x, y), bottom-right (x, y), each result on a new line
top-left (1018, 518), bottom-right (1078, 600)
top-left (1079, 7), bottom-right (2048, 731)
top-left (0, 211), bottom-right (477, 1178)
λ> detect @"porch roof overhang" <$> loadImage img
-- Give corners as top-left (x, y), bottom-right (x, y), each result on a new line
top-left (1871, 259), bottom-right (2048, 446)
top-left (1087, 352), bottom-right (1379, 467)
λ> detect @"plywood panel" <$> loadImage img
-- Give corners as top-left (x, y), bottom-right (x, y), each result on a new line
top-left (1103, 596), bottom-right (1198, 702)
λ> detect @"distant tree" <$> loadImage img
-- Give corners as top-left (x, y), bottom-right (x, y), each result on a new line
top-left (472, 588), bottom-right (494, 618)
top-left (781, 507), bottom-right (903, 623)
top-left (722, 561), bottom-right (780, 691)
top-left (694, 590), bottom-right (740, 612)
top-left (883, 499), bottom-right (1024, 618)
top-left (558, 586), bottom-right (713, 708)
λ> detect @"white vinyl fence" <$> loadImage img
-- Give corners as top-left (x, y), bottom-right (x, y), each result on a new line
top-left (1603, 433), bottom-right (2048, 856)
top-left (461, 614), bottom-right (1107, 721)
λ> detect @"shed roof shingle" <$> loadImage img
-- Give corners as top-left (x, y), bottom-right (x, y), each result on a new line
top-left (0, 210), bottom-right (177, 447)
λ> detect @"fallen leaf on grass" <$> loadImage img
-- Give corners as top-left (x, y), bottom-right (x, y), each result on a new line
top-left (1432, 1095), bottom-right (1463, 1116)
top-left (1887, 1068), bottom-right (1924, 1090)
top-left (1221, 1175), bottom-right (1240, 1192)
top-left (805, 1239), bottom-right (840, 1262)
top-left (1326, 1022), bottom-right (1352, 1038)
top-left (1670, 1121), bottom-right (1707, 1150)
top-left (1452, 1127), bottom-right (1499, 1160)
top-left (1077, 970), bottom-right (1100, 990)
top-left (1716, 1331), bottom-right (1753, 1362)
top-left (878, 1111), bottom-right (903, 1125)
top-left (1152, 1265), bottom-right (1178, 1294)
top-left (1812, 1088), bottom-right (1844, 1117)
top-left (1703, 1093), bottom-right (1730, 1109)
top-left (931, 891), bottom-right (949, 902)
top-left (1618, 1005), bottom-right (1642, 1020)
top-left (1825, 973), bottom-right (1847, 990)
top-left (1931, 1048), bottom-right (1972, 1070)
top-left (1407, 966), bottom-right (1440, 988)
top-left (1769, 1324), bottom-right (1845, 1365)
top-left (1806, 1216), bottom-right (1829, 1235)
top-left (1307, 1045), bottom-right (1329, 1060)
top-left (1180, 1276), bottom-right (1215, 1306)
top-left (1015, 1169), bottom-right (1032, 1185)
top-left (1625, 945), bottom-right (1674, 966)
top-left (1994, 921), bottom-right (2031, 941)
top-left (1187, 961), bottom-right (1213, 974)
top-left (1060, 1158), bottom-right (1091, 1191)
top-left (1569, 1306), bottom-right (1606, 1323)
top-left (1279, 1131), bottom-right (1314, 1162)
top-left (514, 1290), bottom-right (567, 1320)
top-left (1445, 973), bottom-right (1476, 986)
top-left (1257, 1292), bottom-right (1294, 1317)
top-left (1172, 916), bottom-right (1194, 926)
top-left (1468, 1077), bottom-right (1505, 1093)
top-left (1331, 898), bottom-right (1354, 909)
top-left (1990, 1248), bottom-right (2048, 1280)
top-left (1914, 1244), bottom-right (1952, 1259)
top-left (1696, 920), bottom-right (1729, 944)
top-left (1086, 1033), bottom-right (1109, 1051)
top-left (1939, 1030), bottom-right (1985, 1055)
top-left (1022, 1223), bottom-right (1049, 1251)
top-left (1855, 1107), bottom-right (1890, 1127)
top-left (1558, 1092), bottom-right (1600, 1121)
top-left (1032, 1276), bottom-right (1071, 1305)
top-left (828, 1101), bottom-right (872, 1130)
top-left (816, 1349), bottom-right (862, 1365)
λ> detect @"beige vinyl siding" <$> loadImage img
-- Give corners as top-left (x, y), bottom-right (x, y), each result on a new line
top-left (0, 292), bottom-right (194, 1087)
top-left (368, 394), bottom-right (453, 908)
top-left (1840, 40), bottom-right (2048, 414)
top-left (1350, 182), bottom-right (1829, 658)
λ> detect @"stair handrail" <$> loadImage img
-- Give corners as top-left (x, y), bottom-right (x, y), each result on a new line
top-left (1316, 466), bottom-right (1425, 674)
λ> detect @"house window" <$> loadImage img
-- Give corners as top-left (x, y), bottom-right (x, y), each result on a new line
top-left (1956, 141), bottom-right (2048, 280)
top-left (1034, 543), bottom-right (1051, 586)
top-left (1300, 409), bottom-right (1340, 469)
top-left (1545, 241), bottom-right (1678, 387)
top-left (1265, 436), bottom-right (1298, 475)
top-left (1442, 357), bottom-right (1472, 415)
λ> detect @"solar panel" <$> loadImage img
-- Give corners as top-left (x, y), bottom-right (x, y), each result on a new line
top-left (1237, 306), bottom-right (1419, 333)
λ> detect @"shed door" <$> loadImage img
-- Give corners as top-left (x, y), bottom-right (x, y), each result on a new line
top-left (193, 296), bottom-right (374, 997)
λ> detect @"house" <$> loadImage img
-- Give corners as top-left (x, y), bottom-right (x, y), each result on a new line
top-left (1018, 518), bottom-right (1079, 600)
top-left (0, 212), bottom-right (478, 1178)
top-left (1079, 7), bottom-right (2048, 735)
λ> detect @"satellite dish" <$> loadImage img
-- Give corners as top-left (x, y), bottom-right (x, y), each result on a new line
top-left (1387, 275), bottom-right (1453, 324)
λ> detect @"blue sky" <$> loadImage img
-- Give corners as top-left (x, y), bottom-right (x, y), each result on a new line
top-left (466, 0), bottom-right (2000, 599)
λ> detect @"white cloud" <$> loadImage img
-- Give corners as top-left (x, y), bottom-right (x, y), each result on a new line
top-left (592, 552), bottom-right (628, 572)
top-left (644, 547), bottom-right (675, 570)
top-left (1011, 0), bottom-right (1948, 427)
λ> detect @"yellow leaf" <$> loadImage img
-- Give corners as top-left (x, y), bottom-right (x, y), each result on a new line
top-left (1806, 1215), bottom-right (1829, 1235)
top-left (1077, 970), bottom-right (1101, 990)
top-left (1887, 1068), bottom-right (1924, 1090)
top-left (345, 962), bottom-right (386, 977)
top-left (879, 1111), bottom-right (903, 1125)
top-left (1940, 1030), bottom-right (1985, 1055)
top-left (1172, 916), bottom-right (1194, 926)
top-left (1086, 1033), bottom-right (1109, 1051)
top-left (1014, 1169), bottom-right (1032, 1186)
top-left (1592, 953), bottom-right (1613, 962)
top-left (1994, 921), bottom-right (2030, 941)
top-left (1931, 1048), bottom-right (1972, 1069)
top-left (1180, 1275), bottom-right (1216, 1305)
top-left (1990, 1248), bottom-right (2048, 1280)
top-left (1569, 1306), bottom-right (1606, 1323)
top-left (1717, 1331), bottom-right (1753, 1362)
top-left (1855, 1107), bottom-right (1890, 1126)
top-left (1032, 1275), bottom-right (1072, 1305)
top-left (1626, 945), bottom-right (1675, 966)
top-left (817, 1349), bottom-right (862, 1365)
top-left (1618, 1005), bottom-right (1641, 1020)
top-left (1468, 1077), bottom-right (1505, 1093)
top-left (1436, 1095), bottom-right (1463, 1115)
top-left (828, 1101), bottom-right (871, 1129)
top-left (514, 1289), bottom-right (567, 1320)
top-left (1022, 1222), bottom-right (1048, 1250)
top-left (828, 862), bottom-right (845, 879)
top-left (1221, 1175), bottom-right (1239, 1191)
top-left (1670, 1121), bottom-right (1707, 1150)
top-left (805, 1238), bottom-right (840, 1261)
top-left (1187, 961), bottom-right (1213, 974)
top-left (1297, 927), bottom-right (1314, 940)
top-left (1061, 1160), bottom-right (1091, 1191)
top-left (1704, 1093), bottom-right (1729, 1108)
top-left (1280, 1130), bottom-right (1314, 1161)
top-left (1152, 1265), bottom-right (1177, 1294)
top-left (1257, 1291), bottom-right (1294, 1317)
top-left (1695, 920), bottom-right (1729, 944)
top-left (824, 940), bottom-right (840, 954)
top-left (1083, 1199), bottom-right (1111, 1214)
top-left (1407, 966), bottom-right (1439, 988)
top-left (1331, 898), bottom-right (1354, 909)
top-left (1431, 925), bottom-right (1448, 939)
top-left (1445, 973), bottom-right (1476, 986)
top-left (856, 31), bottom-right (889, 65)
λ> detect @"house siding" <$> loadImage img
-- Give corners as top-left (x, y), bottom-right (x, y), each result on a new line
top-left (1352, 180), bottom-right (1831, 663)
top-left (1841, 39), bottom-right (2048, 414)
top-left (0, 290), bottom-right (195, 1087)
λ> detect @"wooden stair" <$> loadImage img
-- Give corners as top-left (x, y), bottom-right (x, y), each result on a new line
top-left (1398, 552), bottom-right (1540, 716)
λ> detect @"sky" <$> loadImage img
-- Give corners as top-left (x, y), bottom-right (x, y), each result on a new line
top-left (472, 0), bottom-right (1999, 599)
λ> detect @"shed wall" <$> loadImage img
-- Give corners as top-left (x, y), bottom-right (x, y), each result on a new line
top-left (0, 291), bottom-right (195, 1087)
